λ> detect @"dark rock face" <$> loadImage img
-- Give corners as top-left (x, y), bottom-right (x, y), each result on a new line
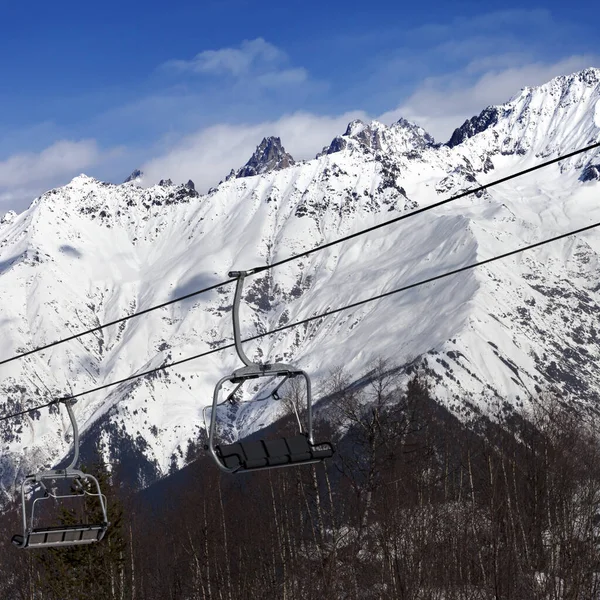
top-left (447, 107), bottom-right (502, 148)
top-left (344, 119), bottom-right (364, 137)
top-left (318, 118), bottom-right (435, 158)
top-left (159, 179), bottom-right (173, 187)
top-left (124, 169), bottom-right (143, 183)
top-left (316, 136), bottom-right (348, 157)
top-left (580, 163), bottom-right (600, 182)
top-left (578, 67), bottom-right (600, 86)
top-left (166, 184), bottom-right (199, 202)
top-left (344, 120), bottom-right (385, 151)
top-left (435, 164), bottom-right (491, 199)
top-left (236, 137), bottom-right (295, 178)
top-left (394, 117), bottom-right (436, 149)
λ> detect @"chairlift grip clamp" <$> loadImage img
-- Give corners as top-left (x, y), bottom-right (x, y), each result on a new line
top-left (228, 268), bottom-right (262, 278)
top-left (57, 397), bottom-right (78, 406)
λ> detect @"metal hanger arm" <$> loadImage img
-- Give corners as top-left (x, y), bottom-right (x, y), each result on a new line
top-left (228, 270), bottom-right (255, 367)
top-left (61, 398), bottom-right (79, 472)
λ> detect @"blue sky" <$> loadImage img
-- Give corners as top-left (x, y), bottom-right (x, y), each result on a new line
top-left (0, 0), bottom-right (598, 212)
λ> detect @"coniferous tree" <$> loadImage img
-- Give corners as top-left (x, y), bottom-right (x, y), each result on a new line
top-left (37, 460), bottom-right (129, 600)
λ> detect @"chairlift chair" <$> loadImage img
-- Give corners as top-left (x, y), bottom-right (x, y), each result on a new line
top-left (12, 398), bottom-right (109, 549)
top-left (207, 270), bottom-right (334, 474)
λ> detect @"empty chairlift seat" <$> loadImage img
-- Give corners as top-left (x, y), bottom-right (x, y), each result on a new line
top-left (12, 398), bottom-right (110, 550)
top-left (12, 523), bottom-right (107, 549)
top-left (12, 469), bottom-right (109, 550)
top-left (216, 434), bottom-right (334, 472)
top-left (207, 269), bottom-right (335, 474)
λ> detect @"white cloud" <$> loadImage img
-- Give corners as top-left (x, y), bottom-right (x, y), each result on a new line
top-left (160, 38), bottom-right (313, 93)
top-left (140, 110), bottom-right (368, 191)
top-left (163, 38), bottom-right (289, 78)
top-left (0, 139), bottom-right (124, 214)
top-left (0, 139), bottom-right (100, 189)
top-left (379, 55), bottom-right (599, 142)
top-left (256, 67), bottom-right (309, 88)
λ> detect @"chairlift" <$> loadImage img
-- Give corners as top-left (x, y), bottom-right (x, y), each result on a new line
top-left (12, 398), bottom-right (109, 549)
top-left (206, 270), bottom-right (334, 474)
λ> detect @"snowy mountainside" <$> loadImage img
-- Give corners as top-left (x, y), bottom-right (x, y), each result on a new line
top-left (0, 68), bottom-right (600, 492)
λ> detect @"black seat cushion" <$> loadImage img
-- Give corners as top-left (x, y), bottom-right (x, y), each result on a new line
top-left (241, 441), bottom-right (268, 468)
top-left (264, 439), bottom-right (290, 466)
top-left (217, 436), bottom-right (333, 471)
top-left (310, 443), bottom-right (335, 459)
top-left (285, 435), bottom-right (312, 462)
top-left (217, 443), bottom-right (245, 469)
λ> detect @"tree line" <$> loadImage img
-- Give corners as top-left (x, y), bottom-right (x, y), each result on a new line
top-left (0, 362), bottom-right (599, 599)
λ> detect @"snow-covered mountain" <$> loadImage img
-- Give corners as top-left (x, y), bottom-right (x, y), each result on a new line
top-left (1, 67), bottom-right (600, 493)
top-left (234, 136), bottom-right (295, 178)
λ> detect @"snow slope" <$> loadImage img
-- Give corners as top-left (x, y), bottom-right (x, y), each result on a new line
top-left (0, 68), bottom-right (599, 491)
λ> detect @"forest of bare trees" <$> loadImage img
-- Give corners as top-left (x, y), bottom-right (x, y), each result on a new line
top-left (1, 365), bottom-right (599, 599)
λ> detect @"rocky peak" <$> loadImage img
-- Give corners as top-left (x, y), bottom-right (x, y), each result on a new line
top-left (0, 210), bottom-right (16, 225)
top-left (223, 169), bottom-right (237, 183)
top-left (344, 119), bottom-right (368, 137)
top-left (124, 169), bottom-right (143, 183)
top-left (319, 117), bottom-right (435, 158)
top-left (581, 163), bottom-right (600, 182)
top-left (446, 67), bottom-right (600, 150)
top-left (553, 67), bottom-right (600, 90)
top-left (390, 118), bottom-right (436, 150)
top-left (316, 136), bottom-right (348, 158)
top-left (446, 107), bottom-right (504, 148)
top-left (346, 119), bottom-right (388, 151)
top-left (318, 120), bottom-right (386, 157)
top-left (69, 174), bottom-right (97, 186)
top-left (394, 117), bottom-right (435, 138)
top-left (236, 136), bottom-right (295, 178)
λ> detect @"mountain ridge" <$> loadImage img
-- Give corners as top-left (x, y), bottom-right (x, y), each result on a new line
top-left (0, 67), bottom-right (599, 494)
